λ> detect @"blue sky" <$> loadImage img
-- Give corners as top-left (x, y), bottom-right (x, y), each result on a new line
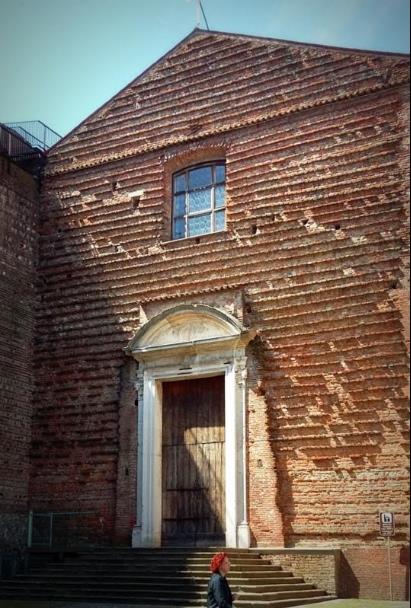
top-left (0, 0), bottom-right (409, 136)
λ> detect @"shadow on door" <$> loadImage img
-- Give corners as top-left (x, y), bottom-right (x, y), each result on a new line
top-left (162, 375), bottom-right (226, 547)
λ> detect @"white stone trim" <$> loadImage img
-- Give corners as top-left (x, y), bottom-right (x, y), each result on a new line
top-left (128, 305), bottom-right (254, 548)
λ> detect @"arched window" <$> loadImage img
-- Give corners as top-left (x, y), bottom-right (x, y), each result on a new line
top-left (172, 161), bottom-right (226, 240)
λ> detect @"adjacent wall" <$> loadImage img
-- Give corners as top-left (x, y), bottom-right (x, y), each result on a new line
top-left (0, 155), bottom-right (38, 549)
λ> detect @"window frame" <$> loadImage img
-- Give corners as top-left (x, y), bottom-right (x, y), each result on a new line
top-left (171, 160), bottom-right (227, 240)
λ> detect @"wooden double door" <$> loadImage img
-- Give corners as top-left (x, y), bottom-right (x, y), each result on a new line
top-left (162, 375), bottom-right (226, 546)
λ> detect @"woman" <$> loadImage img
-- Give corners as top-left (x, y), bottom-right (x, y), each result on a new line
top-left (207, 552), bottom-right (237, 608)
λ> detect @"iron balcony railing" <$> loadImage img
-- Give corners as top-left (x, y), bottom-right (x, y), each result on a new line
top-left (0, 123), bottom-right (38, 161)
top-left (5, 121), bottom-right (61, 153)
top-left (0, 121), bottom-right (61, 163)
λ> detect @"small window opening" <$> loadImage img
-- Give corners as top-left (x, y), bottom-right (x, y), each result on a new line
top-left (172, 161), bottom-right (226, 240)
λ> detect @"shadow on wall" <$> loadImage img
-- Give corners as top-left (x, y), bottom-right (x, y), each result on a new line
top-left (249, 319), bottom-right (409, 547)
top-left (400, 546), bottom-right (410, 600)
top-left (338, 552), bottom-right (360, 599)
top-left (30, 181), bottom-right (140, 547)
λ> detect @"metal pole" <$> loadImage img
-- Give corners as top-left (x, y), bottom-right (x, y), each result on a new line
top-left (196, 0), bottom-right (201, 27)
top-left (387, 536), bottom-right (393, 601)
top-left (49, 513), bottom-right (53, 549)
top-left (27, 511), bottom-right (33, 548)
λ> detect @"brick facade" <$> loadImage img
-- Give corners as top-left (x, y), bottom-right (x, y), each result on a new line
top-left (259, 546), bottom-right (410, 601)
top-left (2, 30), bottom-right (409, 599)
top-left (340, 545), bottom-right (410, 601)
top-left (0, 155), bottom-right (39, 550)
top-left (259, 549), bottom-right (340, 596)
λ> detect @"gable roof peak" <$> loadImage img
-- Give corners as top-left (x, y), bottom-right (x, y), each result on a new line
top-left (48, 26), bottom-right (409, 158)
top-left (189, 26), bottom-right (410, 58)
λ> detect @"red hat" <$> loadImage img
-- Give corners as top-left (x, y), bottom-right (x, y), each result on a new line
top-left (210, 552), bottom-right (228, 573)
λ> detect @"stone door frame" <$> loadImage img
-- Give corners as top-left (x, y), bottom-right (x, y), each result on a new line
top-left (125, 304), bottom-right (254, 549)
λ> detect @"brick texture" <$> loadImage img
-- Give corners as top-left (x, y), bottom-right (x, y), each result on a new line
top-left (340, 546), bottom-right (410, 601)
top-left (0, 155), bottom-right (38, 549)
top-left (261, 550), bottom-right (339, 596)
top-left (25, 30), bottom-right (410, 598)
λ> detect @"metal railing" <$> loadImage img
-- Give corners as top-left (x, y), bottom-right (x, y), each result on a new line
top-left (0, 123), bottom-right (40, 160)
top-left (5, 121), bottom-right (61, 152)
top-left (28, 511), bottom-right (101, 549)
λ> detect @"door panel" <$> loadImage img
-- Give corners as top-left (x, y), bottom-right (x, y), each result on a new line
top-left (162, 376), bottom-right (225, 546)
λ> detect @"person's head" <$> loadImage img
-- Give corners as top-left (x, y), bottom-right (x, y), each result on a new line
top-left (210, 552), bottom-right (231, 576)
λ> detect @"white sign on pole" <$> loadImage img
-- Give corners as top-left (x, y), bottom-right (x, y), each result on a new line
top-left (379, 512), bottom-right (395, 537)
top-left (379, 512), bottom-right (395, 600)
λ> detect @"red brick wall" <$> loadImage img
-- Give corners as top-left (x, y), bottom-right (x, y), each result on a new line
top-left (0, 155), bottom-right (38, 549)
top-left (340, 546), bottom-right (410, 601)
top-left (261, 550), bottom-right (339, 596)
top-left (31, 31), bottom-right (409, 592)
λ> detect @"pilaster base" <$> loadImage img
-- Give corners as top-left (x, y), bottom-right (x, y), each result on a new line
top-left (238, 521), bottom-right (251, 548)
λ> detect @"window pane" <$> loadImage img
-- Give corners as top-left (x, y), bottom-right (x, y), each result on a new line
top-left (174, 194), bottom-right (186, 218)
top-left (173, 218), bottom-right (185, 240)
top-left (189, 188), bottom-right (211, 213)
top-left (215, 164), bottom-right (225, 183)
top-left (174, 174), bottom-right (186, 193)
top-left (188, 166), bottom-right (212, 190)
top-left (215, 210), bottom-right (226, 232)
top-left (215, 184), bottom-right (225, 208)
top-left (188, 213), bottom-right (211, 236)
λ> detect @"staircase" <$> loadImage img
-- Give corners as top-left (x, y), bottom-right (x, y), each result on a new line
top-left (0, 548), bottom-right (336, 607)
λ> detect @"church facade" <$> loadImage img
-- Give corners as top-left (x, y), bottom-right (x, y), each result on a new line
top-left (1, 29), bottom-right (410, 599)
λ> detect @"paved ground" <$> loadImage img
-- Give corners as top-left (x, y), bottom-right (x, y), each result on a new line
top-left (295, 601), bottom-right (409, 608)
top-left (0, 600), bottom-right (409, 608)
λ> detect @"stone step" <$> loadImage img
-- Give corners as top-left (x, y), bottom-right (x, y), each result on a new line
top-left (1, 579), bottom-right (315, 593)
top-left (57, 554), bottom-right (268, 562)
top-left (0, 590), bottom-right (336, 607)
top-left (78, 549), bottom-right (257, 556)
top-left (46, 566), bottom-right (280, 575)
top-left (62, 559), bottom-right (265, 567)
top-left (82, 547), bottom-right (251, 551)
top-left (31, 559), bottom-right (284, 569)
top-left (29, 568), bottom-right (290, 580)
top-left (237, 590), bottom-right (327, 601)
top-left (0, 581), bottom-right (326, 599)
top-left (0, 548), bottom-right (334, 608)
top-left (31, 548), bottom-right (253, 558)
top-left (74, 555), bottom-right (264, 563)
top-left (12, 574), bottom-right (308, 587)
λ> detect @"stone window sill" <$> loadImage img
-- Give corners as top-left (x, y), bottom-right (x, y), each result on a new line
top-left (160, 229), bottom-right (229, 247)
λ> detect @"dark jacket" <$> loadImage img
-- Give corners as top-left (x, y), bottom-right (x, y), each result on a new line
top-left (207, 572), bottom-right (234, 608)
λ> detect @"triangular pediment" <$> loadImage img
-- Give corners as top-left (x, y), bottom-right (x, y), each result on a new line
top-left (47, 29), bottom-right (409, 174)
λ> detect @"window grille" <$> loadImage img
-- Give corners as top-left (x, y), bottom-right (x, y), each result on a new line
top-left (172, 162), bottom-right (226, 240)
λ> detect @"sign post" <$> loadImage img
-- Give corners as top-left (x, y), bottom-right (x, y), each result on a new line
top-left (379, 512), bottom-right (395, 601)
